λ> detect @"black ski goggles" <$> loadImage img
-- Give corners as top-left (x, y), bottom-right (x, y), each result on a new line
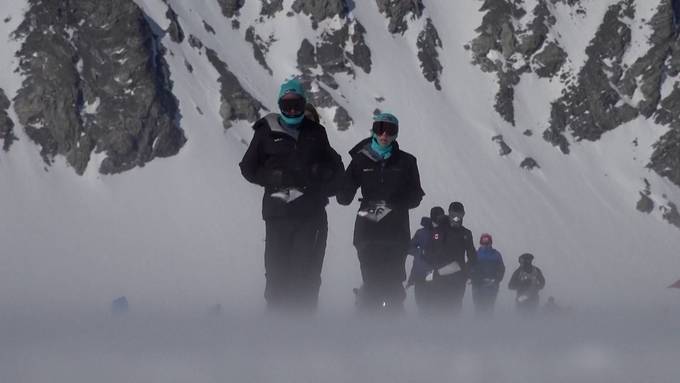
top-left (278, 96), bottom-right (306, 118)
top-left (372, 121), bottom-right (398, 136)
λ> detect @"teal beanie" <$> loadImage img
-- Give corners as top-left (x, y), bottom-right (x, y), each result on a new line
top-left (373, 112), bottom-right (399, 126)
top-left (278, 78), bottom-right (306, 101)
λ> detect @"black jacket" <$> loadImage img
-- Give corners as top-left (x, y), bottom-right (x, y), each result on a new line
top-left (337, 138), bottom-right (424, 247)
top-left (239, 114), bottom-right (344, 220)
top-left (423, 224), bottom-right (477, 274)
top-left (508, 265), bottom-right (545, 297)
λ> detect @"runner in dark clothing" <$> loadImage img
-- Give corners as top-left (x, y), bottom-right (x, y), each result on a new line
top-left (337, 112), bottom-right (424, 312)
top-left (508, 253), bottom-right (546, 313)
top-left (240, 78), bottom-right (344, 311)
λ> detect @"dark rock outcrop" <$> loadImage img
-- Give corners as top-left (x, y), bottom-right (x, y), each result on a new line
top-left (188, 34), bottom-right (204, 50)
top-left (492, 134), bottom-right (512, 156)
top-left (245, 26), bottom-right (273, 75)
top-left (637, 179), bottom-right (655, 213)
top-left (469, 0), bottom-right (564, 125)
top-left (333, 104), bottom-right (352, 131)
top-left (0, 88), bottom-right (16, 151)
top-left (296, 19), bottom-right (371, 77)
top-left (619, 1), bottom-right (675, 118)
top-left (375, 0), bottom-right (424, 34)
top-left (165, 3), bottom-right (184, 43)
top-left (294, 16), bottom-right (372, 130)
top-left (297, 39), bottom-right (317, 69)
top-left (637, 193), bottom-right (655, 214)
top-left (520, 157), bottom-right (540, 170)
top-left (662, 201), bottom-right (680, 228)
top-left (12, 0), bottom-right (185, 174)
top-left (261, 0), bottom-right (284, 18)
top-left (292, 0), bottom-right (350, 28)
top-left (203, 20), bottom-right (216, 35)
top-left (205, 48), bottom-right (265, 129)
top-left (217, 0), bottom-right (245, 18)
top-left (649, 125), bottom-right (680, 186)
top-left (544, 1), bottom-right (639, 151)
top-left (348, 21), bottom-right (372, 74)
top-left (416, 18), bottom-right (443, 90)
top-left (533, 42), bottom-right (567, 78)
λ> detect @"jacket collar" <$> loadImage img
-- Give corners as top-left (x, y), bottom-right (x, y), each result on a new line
top-left (350, 137), bottom-right (401, 163)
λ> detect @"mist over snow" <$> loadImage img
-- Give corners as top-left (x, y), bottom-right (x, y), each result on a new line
top-left (0, 0), bottom-right (679, 382)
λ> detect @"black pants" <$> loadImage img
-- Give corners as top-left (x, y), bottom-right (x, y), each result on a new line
top-left (471, 283), bottom-right (499, 316)
top-left (355, 241), bottom-right (407, 311)
top-left (414, 272), bottom-right (467, 314)
top-left (264, 211), bottom-right (328, 310)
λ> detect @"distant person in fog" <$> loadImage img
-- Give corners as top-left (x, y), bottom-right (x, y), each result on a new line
top-left (239, 78), bottom-right (344, 311)
top-left (469, 233), bottom-right (505, 316)
top-left (508, 253), bottom-right (545, 313)
top-left (337, 112), bottom-right (424, 313)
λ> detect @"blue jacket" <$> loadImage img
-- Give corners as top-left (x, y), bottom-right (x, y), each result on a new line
top-left (470, 246), bottom-right (505, 286)
top-left (406, 217), bottom-right (435, 285)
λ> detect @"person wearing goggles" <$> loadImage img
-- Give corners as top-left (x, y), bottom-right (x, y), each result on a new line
top-left (239, 78), bottom-right (344, 312)
top-left (337, 112), bottom-right (425, 313)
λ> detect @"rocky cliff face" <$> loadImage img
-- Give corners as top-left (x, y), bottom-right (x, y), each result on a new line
top-left (0, 88), bottom-right (16, 152)
top-left (12, 0), bottom-right (185, 174)
top-left (469, 0), bottom-right (680, 180)
top-left (467, 0), bottom-right (680, 227)
top-left (375, 0), bottom-right (424, 34)
top-left (205, 48), bottom-right (265, 130)
top-left (1, 0), bottom-right (677, 226)
top-left (469, 0), bottom-right (569, 126)
top-left (292, 0), bottom-right (350, 28)
top-left (217, 0), bottom-right (246, 19)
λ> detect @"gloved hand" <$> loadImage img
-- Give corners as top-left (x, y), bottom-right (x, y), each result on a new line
top-left (310, 163), bottom-right (333, 182)
top-left (267, 169), bottom-right (293, 188)
top-left (268, 168), bottom-right (306, 188)
top-left (357, 200), bottom-right (392, 222)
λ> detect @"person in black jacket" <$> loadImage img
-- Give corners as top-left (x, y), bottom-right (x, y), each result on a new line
top-left (508, 253), bottom-right (546, 313)
top-left (337, 113), bottom-right (424, 312)
top-left (239, 78), bottom-right (344, 311)
top-left (412, 201), bottom-right (477, 314)
top-left (406, 206), bottom-right (447, 288)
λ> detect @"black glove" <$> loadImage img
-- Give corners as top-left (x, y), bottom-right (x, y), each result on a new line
top-left (267, 169), bottom-right (295, 188)
top-left (310, 163), bottom-right (334, 182)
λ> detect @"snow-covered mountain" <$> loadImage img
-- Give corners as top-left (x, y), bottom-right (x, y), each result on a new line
top-left (1, 0), bottom-right (679, 315)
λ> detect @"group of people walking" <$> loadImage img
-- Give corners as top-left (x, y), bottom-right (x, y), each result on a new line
top-left (240, 78), bottom-right (546, 315)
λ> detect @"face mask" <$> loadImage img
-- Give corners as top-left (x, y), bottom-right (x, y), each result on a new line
top-left (450, 213), bottom-right (464, 226)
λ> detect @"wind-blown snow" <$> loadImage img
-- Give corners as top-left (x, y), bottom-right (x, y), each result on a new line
top-left (0, 0), bottom-right (679, 381)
